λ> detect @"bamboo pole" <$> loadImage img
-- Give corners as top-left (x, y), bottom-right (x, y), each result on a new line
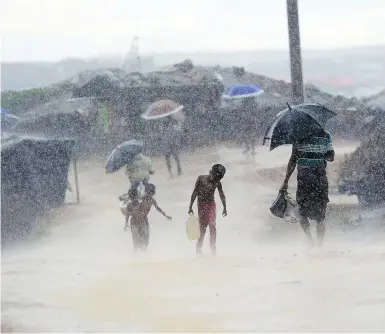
top-left (73, 155), bottom-right (80, 204)
top-left (287, 0), bottom-right (305, 104)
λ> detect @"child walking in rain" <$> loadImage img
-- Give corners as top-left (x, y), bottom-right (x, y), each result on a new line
top-left (125, 184), bottom-right (172, 252)
top-left (188, 164), bottom-right (227, 256)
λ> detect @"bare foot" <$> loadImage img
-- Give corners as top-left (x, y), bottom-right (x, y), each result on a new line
top-left (307, 238), bottom-right (314, 249)
top-left (196, 250), bottom-right (203, 257)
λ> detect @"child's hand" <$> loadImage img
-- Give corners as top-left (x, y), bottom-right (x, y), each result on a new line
top-left (222, 209), bottom-right (227, 217)
top-left (166, 215), bottom-right (172, 221)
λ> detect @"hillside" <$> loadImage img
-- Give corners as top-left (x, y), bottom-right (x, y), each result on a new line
top-left (2, 45), bottom-right (384, 97)
top-left (363, 90), bottom-right (385, 109)
top-left (1, 60), bottom-right (364, 117)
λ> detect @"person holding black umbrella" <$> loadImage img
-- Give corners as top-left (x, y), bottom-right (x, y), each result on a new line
top-left (264, 103), bottom-right (337, 247)
top-left (280, 126), bottom-right (334, 247)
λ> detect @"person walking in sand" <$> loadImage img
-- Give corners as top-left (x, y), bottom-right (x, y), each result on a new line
top-left (280, 129), bottom-right (334, 247)
top-left (239, 98), bottom-right (257, 156)
top-left (188, 164), bottom-right (227, 256)
top-left (125, 183), bottom-right (172, 252)
top-left (159, 117), bottom-right (183, 178)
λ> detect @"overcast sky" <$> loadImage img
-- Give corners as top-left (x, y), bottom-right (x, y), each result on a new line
top-left (1, 0), bottom-right (385, 62)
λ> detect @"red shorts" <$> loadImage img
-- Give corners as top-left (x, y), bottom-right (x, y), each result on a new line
top-left (198, 202), bottom-right (216, 225)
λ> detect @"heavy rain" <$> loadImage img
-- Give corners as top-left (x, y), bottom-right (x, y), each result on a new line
top-left (1, 0), bottom-right (385, 332)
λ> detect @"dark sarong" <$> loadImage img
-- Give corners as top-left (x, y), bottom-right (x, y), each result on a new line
top-left (296, 166), bottom-right (329, 221)
top-left (131, 218), bottom-right (150, 250)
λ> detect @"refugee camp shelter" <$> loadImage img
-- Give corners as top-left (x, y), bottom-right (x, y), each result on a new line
top-left (1, 134), bottom-right (75, 241)
top-left (13, 97), bottom-right (94, 156)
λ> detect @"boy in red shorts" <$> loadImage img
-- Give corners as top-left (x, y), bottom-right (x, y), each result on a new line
top-left (188, 164), bottom-right (227, 256)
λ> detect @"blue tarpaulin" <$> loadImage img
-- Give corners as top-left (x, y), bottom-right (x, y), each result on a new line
top-left (222, 84), bottom-right (264, 100)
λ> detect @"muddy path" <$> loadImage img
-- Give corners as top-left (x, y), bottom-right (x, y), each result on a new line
top-left (2, 142), bottom-right (385, 332)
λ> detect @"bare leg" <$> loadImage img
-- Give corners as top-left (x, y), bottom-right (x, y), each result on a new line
top-left (299, 216), bottom-right (313, 245)
top-left (196, 223), bottom-right (208, 255)
top-left (172, 149), bottom-right (182, 175)
top-left (165, 153), bottom-right (172, 177)
top-left (131, 225), bottom-right (140, 252)
top-left (142, 220), bottom-right (150, 252)
top-left (243, 138), bottom-right (250, 154)
top-left (208, 223), bottom-right (217, 256)
top-left (250, 137), bottom-right (256, 155)
top-left (316, 219), bottom-right (326, 247)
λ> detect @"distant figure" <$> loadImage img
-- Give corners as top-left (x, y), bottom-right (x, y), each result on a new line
top-left (161, 117), bottom-right (183, 178)
top-left (239, 98), bottom-right (257, 155)
top-left (125, 184), bottom-right (172, 252)
top-left (125, 153), bottom-right (154, 200)
top-left (188, 164), bottom-right (227, 256)
top-left (280, 130), bottom-right (334, 247)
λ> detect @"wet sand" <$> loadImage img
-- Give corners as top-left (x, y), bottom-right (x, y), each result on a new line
top-left (2, 142), bottom-right (385, 332)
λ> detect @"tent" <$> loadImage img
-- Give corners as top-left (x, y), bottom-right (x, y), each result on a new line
top-left (1, 135), bottom-right (75, 241)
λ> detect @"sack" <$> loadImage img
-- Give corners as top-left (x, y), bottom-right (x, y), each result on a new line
top-left (270, 191), bottom-right (299, 223)
top-left (270, 191), bottom-right (287, 218)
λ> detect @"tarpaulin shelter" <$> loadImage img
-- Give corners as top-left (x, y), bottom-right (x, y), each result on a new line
top-left (13, 97), bottom-right (94, 156)
top-left (69, 62), bottom-right (224, 151)
top-left (1, 134), bottom-right (75, 241)
top-left (71, 62), bottom-right (224, 120)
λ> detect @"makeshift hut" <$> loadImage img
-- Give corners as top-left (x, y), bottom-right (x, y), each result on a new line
top-left (13, 97), bottom-right (96, 156)
top-left (1, 134), bottom-right (75, 241)
top-left (338, 113), bottom-right (385, 208)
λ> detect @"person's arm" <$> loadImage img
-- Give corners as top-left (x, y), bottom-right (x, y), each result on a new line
top-left (280, 146), bottom-right (297, 191)
top-left (153, 199), bottom-right (172, 220)
top-left (324, 133), bottom-right (335, 162)
top-left (325, 150), bottom-right (335, 162)
top-left (126, 161), bottom-right (136, 180)
top-left (147, 157), bottom-right (155, 175)
top-left (125, 164), bottom-right (131, 178)
top-left (188, 176), bottom-right (200, 214)
top-left (125, 203), bottom-right (133, 220)
top-left (217, 182), bottom-right (227, 217)
top-left (126, 202), bottom-right (134, 211)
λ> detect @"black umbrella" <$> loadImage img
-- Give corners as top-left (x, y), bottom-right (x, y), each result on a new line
top-left (105, 139), bottom-right (143, 174)
top-left (263, 103), bottom-right (336, 151)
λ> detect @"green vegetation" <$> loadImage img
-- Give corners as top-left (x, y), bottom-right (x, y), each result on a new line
top-left (1, 86), bottom-right (68, 114)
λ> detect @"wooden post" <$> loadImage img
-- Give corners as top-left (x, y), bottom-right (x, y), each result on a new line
top-left (73, 155), bottom-right (80, 204)
top-left (287, 0), bottom-right (305, 104)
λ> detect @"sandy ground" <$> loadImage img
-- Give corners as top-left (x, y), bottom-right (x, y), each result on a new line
top-left (2, 141), bottom-right (385, 333)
